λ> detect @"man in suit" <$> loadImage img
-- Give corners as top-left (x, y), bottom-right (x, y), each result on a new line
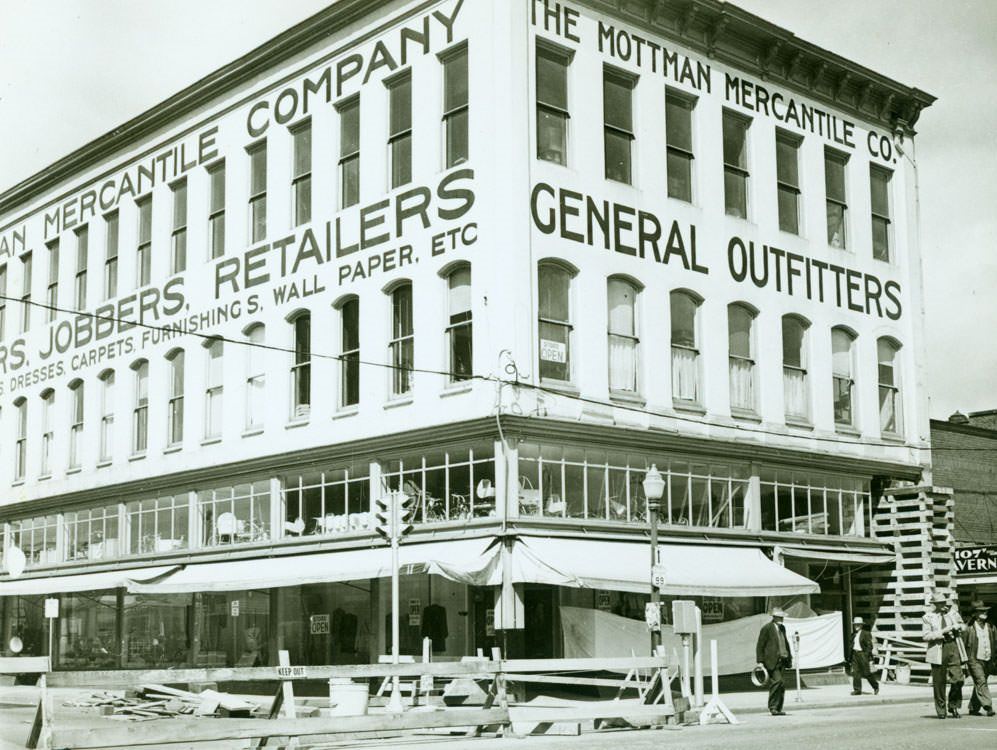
top-left (756, 607), bottom-right (793, 715)
top-left (923, 590), bottom-right (967, 719)
top-left (963, 600), bottom-right (997, 717)
top-left (849, 616), bottom-right (879, 695)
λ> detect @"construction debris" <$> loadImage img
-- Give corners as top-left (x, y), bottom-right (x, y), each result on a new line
top-left (64, 684), bottom-right (263, 720)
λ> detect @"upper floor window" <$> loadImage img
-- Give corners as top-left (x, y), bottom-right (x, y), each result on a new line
top-left (14, 397), bottom-right (27, 481)
top-left (536, 43), bottom-right (570, 165)
top-left (291, 313), bottom-right (311, 418)
top-left (245, 324), bottom-right (266, 429)
top-left (104, 211), bottom-right (119, 300)
top-left (0, 264), bottom-right (7, 340)
top-left (204, 339), bottom-right (223, 440)
top-left (166, 350), bottom-right (185, 446)
top-left (69, 380), bottom-right (84, 470)
top-left (74, 226), bottom-right (88, 310)
top-left (775, 129), bottom-right (801, 234)
top-left (877, 337), bottom-right (903, 436)
top-left (825, 148), bottom-right (849, 249)
top-left (389, 284), bottom-right (414, 396)
top-left (40, 389), bottom-right (54, 476)
top-left (19, 251), bottom-right (32, 334)
top-left (170, 180), bottom-right (187, 274)
top-left (291, 121), bottom-right (312, 226)
top-left (727, 303), bottom-right (756, 413)
top-left (132, 360), bottom-right (149, 454)
top-left (338, 97), bottom-right (360, 209)
top-left (831, 327), bottom-right (856, 428)
top-left (208, 162), bottom-right (226, 259)
top-left (782, 315), bottom-right (809, 421)
top-left (442, 45), bottom-right (469, 167)
top-left (446, 266), bottom-right (472, 383)
top-left (665, 89), bottom-right (695, 202)
top-left (670, 290), bottom-right (700, 404)
top-left (339, 300), bottom-right (360, 407)
top-left (538, 262), bottom-right (572, 383)
top-left (870, 166), bottom-right (893, 261)
top-left (607, 277), bottom-right (639, 393)
top-left (99, 369), bottom-right (115, 463)
top-left (45, 239), bottom-right (59, 322)
top-left (387, 73), bottom-right (412, 188)
top-left (722, 110), bottom-right (750, 218)
top-left (136, 196), bottom-right (152, 286)
top-left (603, 68), bottom-right (634, 184)
top-left (248, 141), bottom-right (267, 243)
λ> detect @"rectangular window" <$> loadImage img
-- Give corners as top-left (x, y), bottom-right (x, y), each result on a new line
top-left (167, 353), bottom-right (184, 446)
top-left (442, 45), bottom-right (469, 168)
top-left (284, 462), bottom-right (370, 535)
top-left (446, 268), bottom-right (472, 382)
top-left (831, 330), bottom-right (854, 427)
top-left (338, 97), bottom-right (360, 209)
top-left (19, 252), bottom-right (32, 334)
top-left (292, 315), bottom-right (311, 418)
top-left (99, 372), bottom-right (115, 463)
top-left (205, 341), bottom-right (224, 439)
top-left (870, 166), bottom-right (892, 261)
top-left (825, 149), bottom-right (849, 248)
top-left (133, 363), bottom-right (149, 454)
top-left (538, 264), bottom-right (572, 382)
top-left (65, 506), bottom-right (119, 562)
top-left (390, 285), bottom-right (414, 396)
top-left (208, 162), bottom-right (226, 259)
top-left (387, 73), bottom-right (412, 188)
top-left (245, 325), bottom-right (266, 429)
top-left (40, 392), bottom-right (54, 476)
top-left (775, 130), bottom-right (801, 234)
top-left (722, 110), bottom-right (750, 218)
top-left (670, 292), bottom-right (700, 403)
top-left (782, 317), bottom-right (809, 420)
top-left (170, 180), bottom-right (187, 274)
top-left (69, 383), bottom-right (84, 470)
top-left (728, 305), bottom-right (756, 412)
top-left (759, 469), bottom-right (870, 537)
top-left (136, 197), bottom-right (152, 286)
top-left (607, 279), bottom-right (639, 392)
top-left (74, 226), bottom-right (88, 310)
top-left (200, 480), bottom-right (272, 546)
top-left (104, 211), bottom-right (119, 299)
top-left (127, 495), bottom-right (189, 555)
top-left (536, 43), bottom-right (570, 165)
top-left (340, 301), bottom-right (360, 407)
top-left (14, 400), bottom-right (27, 481)
top-left (248, 142), bottom-right (267, 243)
top-left (665, 89), bottom-right (695, 202)
top-left (0, 264), bottom-right (7, 340)
top-left (603, 68), bottom-right (634, 184)
top-left (291, 122), bottom-right (312, 226)
top-left (45, 240), bottom-right (59, 323)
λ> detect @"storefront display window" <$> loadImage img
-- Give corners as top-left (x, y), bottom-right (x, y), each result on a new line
top-left (122, 593), bottom-right (192, 668)
top-left (283, 462), bottom-right (370, 537)
top-left (759, 469), bottom-right (870, 537)
top-left (126, 495), bottom-right (189, 554)
top-left (65, 505), bottom-right (120, 562)
top-left (58, 591), bottom-right (118, 669)
top-left (199, 480), bottom-right (271, 546)
top-left (382, 442), bottom-right (496, 522)
top-left (279, 580), bottom-right (374, 666)
top-left (1, 595), bottom-right (46, 657)
top-left (198, 590), bottom-right (271, 667)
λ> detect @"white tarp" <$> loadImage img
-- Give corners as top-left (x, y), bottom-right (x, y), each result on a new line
top-left (560, 606), bottom-right (844, 674)
top-left (511, 538), bottom-right (819, 596)
top-left (0, 565), bottom-right (177, 597)
top-left (776, 545), bottom-right (895, 566)
top-left (127, 538), bottom-right (499, 594)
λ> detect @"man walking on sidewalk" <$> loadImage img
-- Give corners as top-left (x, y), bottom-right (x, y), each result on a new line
top-left (963, 600), bottom-right (996, 717)
top-left (849, 616), bottom-right (879, 695)
top-left (922, 590), bottom-right (967, 719)
top-left (756, 607), bottom-right (793, 716)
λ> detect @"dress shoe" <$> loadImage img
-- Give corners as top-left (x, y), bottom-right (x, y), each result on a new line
top-left (873, 686), bottom-right (879, 695)
top-left (850, 690), bottom-right (861, 695)
top-left (936, 714), bottom-right (946, 719)
top-left (949, 708), bottom-right (961, 719)
top-left (985, 708), bottom-right (995, 717)
top-left (771, 710), bottom-right (787, 716)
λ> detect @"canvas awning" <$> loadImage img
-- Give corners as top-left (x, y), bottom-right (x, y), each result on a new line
top-left (126, 538), bottom-right (500, 594)
top-left (508, 538), bottom-right (819, 597)
top-left (776, 544), bottom-right (896, 566)
top-left (0, 565), bottom-right (178, 597)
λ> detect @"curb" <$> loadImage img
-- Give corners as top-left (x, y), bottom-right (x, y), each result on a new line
top-left (734, 693), bottom-right (927, 715)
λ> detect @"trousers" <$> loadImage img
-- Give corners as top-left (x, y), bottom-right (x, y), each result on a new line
top-left (767, 665), bottom-right (786, 713)
top-left (967, 659), bottom-right (992, 712)
top-left (931, 663), bottom-right (964, 717)
top-left (851, 652), bottom-right (879, 692)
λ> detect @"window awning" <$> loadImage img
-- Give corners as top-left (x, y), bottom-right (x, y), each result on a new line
top-left (775, 544), bottom-right (896, 566)
top-left (508, 538), bottom-right (819, 597)
top-left (0, 566), bottom-right (178, 597)
top-left (126, 538), bottom-right (500, 594)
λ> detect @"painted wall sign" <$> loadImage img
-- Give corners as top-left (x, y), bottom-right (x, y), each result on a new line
top-left (955, 546), bottom-right (997, 576)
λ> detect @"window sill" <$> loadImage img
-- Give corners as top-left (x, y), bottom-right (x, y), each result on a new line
top-left (673, 400), bottom-right (706, 416)
top-left (96, 459), bottom-right (112, 468)
top-left (730, 408), bottom-right (762, 423)
top-left (242, 426), bottom-right (264, 438)
top-left (38, 474), bottom-right (52, 482)
top-left (285, 419), bottom-right (310, 430)
top-left (384, 396), bottom-right (414, 410)
top-left (880, 432), bottom-right (906, 445)
top-left (200, 436), bottom-right (222, 447)
top-left (609, 390), bottom-right (646, 406)
top-left (539, 380), bottom-right (579, 397)
top-left (163, 445), bottom-right (182, 455)
top-left (66, 467), bottom-right (82, 475)
top-left (333, 406), bottom-right (359, 420)
top-left (128, 452), bottom-right (147, 462)
top-left (11, 480), bottom-right (24, 487)
top-left (440, 384), bottom-right (473, 398)
top-left (835, 424), bottom-right (861, 437)
top-left (785, 417), bottom-right (814, 431)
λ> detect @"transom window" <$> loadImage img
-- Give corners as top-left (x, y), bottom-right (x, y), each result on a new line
top-left (199, 480), bottom-right (272, 546)
top-left (382, 443), bottom-right (496, 522)
top-left (65, 505), bottom-right (119, 561)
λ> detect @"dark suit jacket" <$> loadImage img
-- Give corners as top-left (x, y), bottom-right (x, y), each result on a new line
top-left (756, 620), bottom-right (792, 671)
top-left (849, 629), bottom-right (875, 659)
top-left (963, 619), bottom-right (997, 667)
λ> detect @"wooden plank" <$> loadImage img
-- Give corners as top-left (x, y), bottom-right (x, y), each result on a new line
top-left (503, 673), bottom-right (644, 689)
top-left (0, 656), bottom-right (49, 673)
top-left (502, 657), bottom-right (668, 672)
top-left (508, 703), bottom-right (674, 723)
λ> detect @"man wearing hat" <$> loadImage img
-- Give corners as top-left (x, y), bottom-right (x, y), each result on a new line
top-left (922, 590), bottom-right (967, 718)
top-left (963, 600), bottom-right (997, 716)
top-left (756, 607), bottom-right (793, 715)
top-left (849, 616), bottom-right (879, 695)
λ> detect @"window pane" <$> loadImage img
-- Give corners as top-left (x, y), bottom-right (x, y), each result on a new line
top-left (722, 113), bottom-right (748, 169)
top-left (341, 299), bottom-right (359, 351)
top-left (293, 126), bottom-right (312, 178)
top-left (537, 109), bottom-right (567, 165)
top-left (537, 52), bottom-right (567, 110)
top-left (603, 74), bottom-right (632, 132)
top-left (340, 100), bottom-right (359, 155)
top-left (776, 137), bottom-right (799, 186)
top-left (604, 130), bottom-right (631, 184)
top-left (871, 169), bottom-right (890, 215)
top-left (210, 166), bottom-right (225, 211)
top-left (665, 94), bottom-right (693, 152)
top-left (777, 186), bottom-right (799, 234)
top-left (831, 330), bottom-right (853, 376)
top-left (390, 135), bottom-right (412, 188)
top-left (539, 321), bottom-right (570, 381)
top-left (825, 153), bottom-right (846, 201)
top-left (826, 202), bottom-right (846, 248)
top-left (607, 279), bottom-right (635, 336)
top-left (538, 265), bottom-right (569, 321)
top-left (670, 293), bottom-right (696, 347)
top-left (443, 49), bottom-right (468, 111)
top-left (872, 217), bottom-right (890, 260)
top-left (781, 318), bottom-right (805, 368)
top-left (446, 108), bottom-right (469, 167)
top-left (250, 147), bottom-right (267, 194)
top-left (389, 78), bottom-right (412, 136)
top-left (728, 306), bottom-right (752, 358)
top-left (667, 151), bottom-right (692, 202)
top-left (392, 285), bottom-right (413, 338)
top-left (448, 268), bottom-right (471, 319)
top-left (724, 170), bottom-right (747, 218)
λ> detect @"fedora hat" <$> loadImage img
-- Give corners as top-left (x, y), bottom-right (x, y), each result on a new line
top-left (852, 616), bottom-right (864, 625)
top-left (971, 600), bottom-right (991, 613)
top-left (771, 607), bottom-right (788, 618)
top-left (929, 591), bottom-right (949, 605)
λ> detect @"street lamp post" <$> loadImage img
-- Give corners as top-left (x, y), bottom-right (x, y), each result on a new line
top-left (642, 464), bottom-right (666, 655)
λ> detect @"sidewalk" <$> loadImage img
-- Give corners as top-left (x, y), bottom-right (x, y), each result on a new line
top-left (718, 680), bottom-right (928, 715)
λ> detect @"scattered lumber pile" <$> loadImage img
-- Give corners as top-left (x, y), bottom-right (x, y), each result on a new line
top-left (64, 683), bottom-right (263, 720)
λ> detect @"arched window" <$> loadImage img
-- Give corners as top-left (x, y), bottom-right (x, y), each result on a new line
top-left (339, 299), bottom-right (360, 407)
top-left (244, 324), bottom-right (265, 429)
top-left (670, 290), bottom-right (700, 403)
top-left (204, 339), bottom-right (223, 439)
top-left (538, 262), bottom-right (573, 383)
top-left (781, 315), bottom-right (809, 421)
top-left (98, 370), bottom-right (115, 463)
top-left (166, 350), bottom-right (185, 446)
top-left (40, 389), bottom-right (55, 476)
top-left (389, 285), bottom-right (414, 396)
top-left (291, 312), bottom-right (311, 417)
top-left (727, 303), bottom-right (756, 413)
top-left (13, 397), bottom-right (27, 481)
top-left (446, 266), bottom-right (472, 383)
top-left (607, 277), bottom-right (639, 392)
top-left (877, 338), bottom-right (903, 435)
top-left (131, 360), bottom-right (149, 454)
top-left (831, 327), bottom-right (856, 427)
top-left (68, 380), bottom-right (84, 470)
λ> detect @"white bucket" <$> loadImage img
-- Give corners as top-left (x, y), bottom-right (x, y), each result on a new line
top-left (894, 665), bottom-right (911, 685)
top-left (328, 678), bottom-right (369, 715)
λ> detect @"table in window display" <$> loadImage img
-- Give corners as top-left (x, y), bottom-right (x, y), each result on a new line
top-left (127, 496), bottom-right (189, 554)
top-left (200, 481), bottom-right (272, 545)
top-left (283, 465), bottom-right (370, 536)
